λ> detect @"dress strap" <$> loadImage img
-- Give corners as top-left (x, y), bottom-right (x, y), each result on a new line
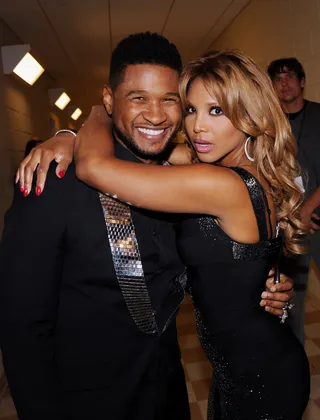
top-left (230, 167), bottom-right (271, 241)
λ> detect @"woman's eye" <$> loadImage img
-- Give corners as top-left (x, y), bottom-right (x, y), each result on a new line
top-left (186, 106), bottom-right (195, 114)
top-left (210, 106), bottom-right (223, 116)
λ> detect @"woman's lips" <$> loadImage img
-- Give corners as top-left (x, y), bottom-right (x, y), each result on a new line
top-left (192, 140), bottom-right (213, 154)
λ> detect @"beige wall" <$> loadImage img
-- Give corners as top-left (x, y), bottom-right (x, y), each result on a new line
top-left (0, 19), bottom-right (76, 234)
top-left (212, 0), bottom-right (320, 101)
top-left (211, 0), bottom-right (320, 294)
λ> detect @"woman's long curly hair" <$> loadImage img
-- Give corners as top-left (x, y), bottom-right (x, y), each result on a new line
top-left (179, 50), bottom-right (306, 255)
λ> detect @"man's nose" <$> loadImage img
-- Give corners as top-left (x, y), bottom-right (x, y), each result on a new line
top-left (142, 103), bottom-right (167, 125)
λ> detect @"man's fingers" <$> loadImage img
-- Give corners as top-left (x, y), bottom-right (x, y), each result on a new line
top-left (55, 159), bottom-right (72, 179)
top-left (264, 306), bottom-right (283, 317)
top-left (311, 221), bottom-right (320, 231)
top-left (260, 296), bottom-right (287, 308)
top-left (261, 290), bottom-right (291, 303)
top-left (265, 275), bottom-right (293, 293)
top-left (267, 268), bottom-right (275, 278)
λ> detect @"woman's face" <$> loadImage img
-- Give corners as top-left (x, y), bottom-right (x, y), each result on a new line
top-left (184, 77), bottom-right (246, 165)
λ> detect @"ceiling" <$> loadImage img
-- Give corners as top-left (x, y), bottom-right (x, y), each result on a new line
top-left (0, 0), bottom-right (250, 117)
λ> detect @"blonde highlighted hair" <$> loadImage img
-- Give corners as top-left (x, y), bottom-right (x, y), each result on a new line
top-left (179, 50), bottom-right (306, 254)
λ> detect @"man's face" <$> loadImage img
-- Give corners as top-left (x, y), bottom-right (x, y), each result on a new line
top-left (104, 64), bottom-right (182, 160)
top-left (272, 66), bottom-right (305, 104)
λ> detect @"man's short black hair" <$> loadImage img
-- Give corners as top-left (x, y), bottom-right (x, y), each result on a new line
top-left (109, 32), bottom-right (182, 89)
top-left (267, 57), bottom-right (306, 81)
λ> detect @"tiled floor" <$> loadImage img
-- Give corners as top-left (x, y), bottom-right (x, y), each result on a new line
top-left (1, 293), bottom-right (320, 419)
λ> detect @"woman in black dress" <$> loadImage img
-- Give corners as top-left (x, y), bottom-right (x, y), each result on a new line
top-left (73, 50), bottom-right (310, 419)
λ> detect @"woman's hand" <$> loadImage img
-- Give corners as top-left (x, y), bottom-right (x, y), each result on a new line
top-left (16, 132), bottom-right (75, 196)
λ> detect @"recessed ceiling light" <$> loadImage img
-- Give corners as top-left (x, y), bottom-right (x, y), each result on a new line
top-left (55, 92), bottom-right (71, 110)
top-left (71, 108), bottom-right (82, 120)
top-left (13, 52), bottom-right (44, 85)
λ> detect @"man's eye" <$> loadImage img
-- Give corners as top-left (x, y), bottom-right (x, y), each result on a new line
top-left (132, 97), bottom-right (145, 101)
top-left (210, 106), bottom-right (223, 116)
top-left (164, 97), bottom-right (177, 102)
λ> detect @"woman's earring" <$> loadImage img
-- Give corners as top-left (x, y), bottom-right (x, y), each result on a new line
top-left (244, 137), bottom-right (254, 162)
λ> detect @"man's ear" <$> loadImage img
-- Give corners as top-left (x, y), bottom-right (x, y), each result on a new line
top-left (300, 77), bottom-right (306, 90)
top-left (103, 85), bottom-right (113, 116)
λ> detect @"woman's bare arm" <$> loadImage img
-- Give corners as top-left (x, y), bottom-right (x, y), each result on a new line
top-left (75, 107), bottom-right (247, 218)
top-left (167, 142), bottom-right (194, 165)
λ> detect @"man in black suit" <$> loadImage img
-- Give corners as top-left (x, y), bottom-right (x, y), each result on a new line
top-left (268, 58), bottom-right (320, 344)
top-left (0, 33), bottom-right (293, 420)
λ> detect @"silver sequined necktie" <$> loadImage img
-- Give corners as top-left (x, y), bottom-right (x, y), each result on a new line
top-left (99, 193), bottom-right (158, 335)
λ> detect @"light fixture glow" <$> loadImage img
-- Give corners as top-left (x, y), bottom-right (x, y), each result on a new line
top-left (55, 92), bottom-right (71, 110)
top-left (13, 53), bottom-right (44, 85)
top-left (71, 108), bottom-right (82, 120)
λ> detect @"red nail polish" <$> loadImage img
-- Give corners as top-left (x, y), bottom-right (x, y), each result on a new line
top-left (23, 189), bottom-right (28, 197)
top-left (58, 171), bottom-right (65, 179)
top-left (19, 184), bottom-right (24, 193)
top-left (36, 186), bottom-right (42, 196)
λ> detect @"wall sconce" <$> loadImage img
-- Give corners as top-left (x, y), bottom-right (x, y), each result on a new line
top-left (49, 88), bottom-right (71, 110)
top-left (1, 44), bottom-right (44, 85)
top-left (71, 108), bottom-right (82, 120)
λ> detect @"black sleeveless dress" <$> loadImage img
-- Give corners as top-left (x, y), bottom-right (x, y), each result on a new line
top-left (176, 168), bottom-right (310, 420)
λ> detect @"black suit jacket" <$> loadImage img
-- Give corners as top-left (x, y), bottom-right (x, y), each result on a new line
top-left (294, 100), bottom-right (320, 266)
top-left (297, 100), bottom-right (320, 198)
top-left (0, 147), bottom-right (185, 419)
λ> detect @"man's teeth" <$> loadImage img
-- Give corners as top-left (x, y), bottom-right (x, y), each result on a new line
top-left (137, 128), bottom-right (165, 136)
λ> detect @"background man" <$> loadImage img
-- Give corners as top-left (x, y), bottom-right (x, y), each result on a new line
top-left (268, 57), bottom-right (320, 343)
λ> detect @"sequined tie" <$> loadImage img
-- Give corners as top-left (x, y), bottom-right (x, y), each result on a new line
top-left (99, 193), bottom-right (158, 335)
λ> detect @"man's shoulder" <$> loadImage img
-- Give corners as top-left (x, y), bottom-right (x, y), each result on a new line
top-left (306, 100), bottom-right (320, 113)
top-left (44, 161), bottom-right (76, 190)
top-left (44, 162), bottom-right (95, 196)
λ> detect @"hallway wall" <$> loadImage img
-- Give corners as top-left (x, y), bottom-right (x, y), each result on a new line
top-left (212, 0), bottom-right (320, 100)
top-left (211, 0), bottom-right (320, 297)
top-left (0, 18), bottom-right (74, 235)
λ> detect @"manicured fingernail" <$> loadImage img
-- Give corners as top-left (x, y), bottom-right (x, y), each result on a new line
top-left (261, 292), bottom-right (268, 298)
top-left (36, 186), bottom-right (42, 196)
top-left (20, 184), bottom-right (24, 192)
top-left (58, 171), bottom-right (65, 179)
top-left (265, 306), bottom-right (270, 312)
top-left (270, 287), bottom-right (276, 292)
top-left (23, 188), bottom-right (28, 197)
top-left (260, 300), bottom-right (266, 306)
